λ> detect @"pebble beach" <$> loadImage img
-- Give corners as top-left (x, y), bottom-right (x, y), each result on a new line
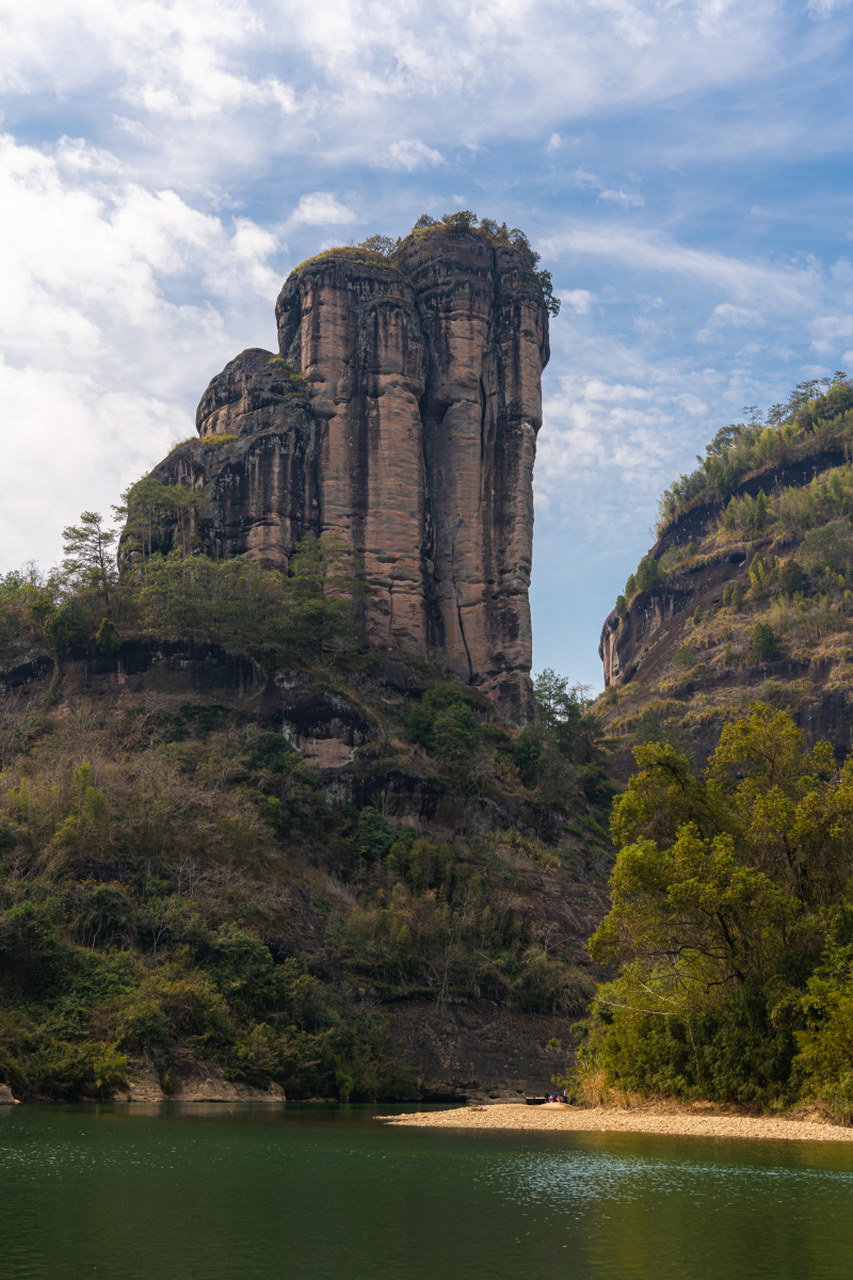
top-left (382, 1101), bottom-right (853, 1143)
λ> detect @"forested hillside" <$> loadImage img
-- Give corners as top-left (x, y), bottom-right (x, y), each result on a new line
top-left (0, 504), bottom-right (613, 1102)
top-left (598, 373), bottom-right (853, 774)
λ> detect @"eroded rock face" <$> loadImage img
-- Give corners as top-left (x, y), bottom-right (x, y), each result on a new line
top-left (142, 229), bottom-right (550, 723)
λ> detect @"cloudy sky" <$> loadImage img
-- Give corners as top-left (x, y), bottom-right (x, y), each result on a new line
top-left (2, 0), bottom-right (853, 688)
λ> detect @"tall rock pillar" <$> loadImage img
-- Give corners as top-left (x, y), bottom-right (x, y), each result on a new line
top-left (276, 256), bottom-right (429, 653)
top-left (134, 228), bottom-right (550, 724)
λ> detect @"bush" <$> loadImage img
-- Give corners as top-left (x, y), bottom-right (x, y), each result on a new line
top-left (96, 618), bottom-right (121, 654)
top-left (27, 1038), bottom-right (129, 1101)
top-left (514, 728), bottom-right (544, 785)
top-left (43, 603), bottom-right (86, 655)
top-left (779, 559), bottom-right (808, 598)
top-left (635, 555), bottom-right (661, 593)
top-left (750, 621), bottom-right (777, 661)
top-left (408, 686), bottom-right (482, 762)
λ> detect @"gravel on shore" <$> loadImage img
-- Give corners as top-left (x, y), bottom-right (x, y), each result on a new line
top-left (381, 1101), bottom-right (853, 1143)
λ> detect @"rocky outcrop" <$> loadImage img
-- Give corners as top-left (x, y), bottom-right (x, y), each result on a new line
top-left (2, 639), bottom-right (573, 844)
top-left (597, 443), bottom-right (853, 777)
top-left (140, 228), bottom-right (550, 723)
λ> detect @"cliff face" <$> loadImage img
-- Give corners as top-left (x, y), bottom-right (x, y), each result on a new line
top-left (142, 229), bottom-right (549, 724)
top-left (596, 440), bottom-right (853, 777)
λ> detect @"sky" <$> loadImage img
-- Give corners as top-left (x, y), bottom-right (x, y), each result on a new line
top-left (3, 0), bottom-right (853, 690)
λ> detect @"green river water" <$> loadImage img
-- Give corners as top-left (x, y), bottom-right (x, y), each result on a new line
top-left (2, 1103), bottom-right (852, 1280)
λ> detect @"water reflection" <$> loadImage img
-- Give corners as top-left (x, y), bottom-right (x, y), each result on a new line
top-left (2, 1106), bottom-right (853, 1280)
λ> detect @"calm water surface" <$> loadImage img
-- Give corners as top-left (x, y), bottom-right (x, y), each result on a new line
top-left (2, 1103), bottom-right (852, 1280)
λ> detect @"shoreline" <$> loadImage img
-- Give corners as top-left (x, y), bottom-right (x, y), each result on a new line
top-left (381, 1101), bottom-right (853, 1143)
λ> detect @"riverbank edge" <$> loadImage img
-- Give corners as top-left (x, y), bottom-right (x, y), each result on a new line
top-left (381, 1101), bottom-right (853, 1142)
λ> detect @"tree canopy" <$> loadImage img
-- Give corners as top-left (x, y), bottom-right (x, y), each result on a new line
top-left (574, 706), bottom-right (853, 1115)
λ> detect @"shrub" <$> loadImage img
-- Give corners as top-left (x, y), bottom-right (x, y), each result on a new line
top-left (779, 559), bottom-right (808, 598)
top-left (672, 643), bottom-right (695, 668)
top-left (750, 621), bottom-right (777, 661)
top-left (514, 728), bottom-right (544, 785)
top-left (408, 686), bottom-right (482, 761)
top-left (43, 603), bottom-right (86, 655)
top-left (96, 618), bottom-right (121, 654)
top-left (635, 555), bottom-right (661, 593)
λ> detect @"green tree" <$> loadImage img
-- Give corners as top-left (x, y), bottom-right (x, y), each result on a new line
top-left (96, 618), bottom-right (121, 654)
top-left (358, 235), bottom-right (397, 257)
top-left (577, 707), bottom-right (853, 1105)
top-left (750, 621), bottom-right (776, 661)
top-left (408, 686), bottom-right (482, 763)
top-left (286, 534), bottom-right (361, 657)
top-left (117, 478), bottom-right (208, 561)
top-left (43, 602), bottom-right (86, 656)
top-left (634, 555), bottom-right (661, 593)
top-left (61, 512), bottom-right (116, 606)
top-left (748, 552), bottom-right (766, 590)
top-left (779, 559), bottom-right (807, 598)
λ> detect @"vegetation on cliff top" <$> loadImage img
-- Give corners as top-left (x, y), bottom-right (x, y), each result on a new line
top-left (295, 211), bottom-right (561, 317)
top-left (655, 372), bottom-right (853, 534)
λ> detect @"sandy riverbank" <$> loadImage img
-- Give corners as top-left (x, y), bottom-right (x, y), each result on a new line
top-left (382, 1101), bottom-right (853, 1143)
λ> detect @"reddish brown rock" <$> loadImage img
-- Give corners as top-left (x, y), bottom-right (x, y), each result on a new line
top-left (395, 231), bottom-right (547, 716)
top-left (140, 229), bottom-right (549, 723)
top-left (276, 254), bottom-right (429, 655)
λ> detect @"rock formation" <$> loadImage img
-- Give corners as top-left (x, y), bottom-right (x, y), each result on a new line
top-left (138, 225), bottom-right (550, 722)
top-left (596, 436), bottom-right (853, 778)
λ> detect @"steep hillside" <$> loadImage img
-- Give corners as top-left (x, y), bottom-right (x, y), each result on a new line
top-left (0, 623), bottom-right (611, 1104)
top-left (597, 375), bottom-right (853, 775)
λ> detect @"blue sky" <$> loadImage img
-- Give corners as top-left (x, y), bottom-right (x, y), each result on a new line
top-left (2, 0), bottom-right (853, 689)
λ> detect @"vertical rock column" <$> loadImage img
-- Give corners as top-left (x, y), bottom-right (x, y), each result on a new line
top-left (486, 246), bottom-right (549, 718)
top-left (396, 231), bottom-right (496, 682)
top-left (396, 231), bottom-right (549, 719)
top-left (276, 257), bottom-right (429, 652)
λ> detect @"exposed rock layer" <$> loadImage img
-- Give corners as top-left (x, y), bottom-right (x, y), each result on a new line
top-left (143, 229), bottom-right (549, 723)
top-left (597, 445), bottom-right (853, 778)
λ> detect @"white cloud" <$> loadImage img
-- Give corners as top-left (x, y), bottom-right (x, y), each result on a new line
top-left (287, 192), bottom-right (357, 227)
top-left (0, 132), bottom-right (284, 569)
top-left (808, 0), bottom-right (852, 16)
top-left (0, 0), bottom-right (827, 185)
top-left (562, 289), bottom-right (595, 315)
top-left (697, 303), bottom-right (766, 342)
top-left (543, 222), bottom-right (820, 310)
top-left (571, 168), bottom-right (644, 208)
top-left (375, 140), bottom-right (443, 171)
top-left (573, 169), bottom-right (599, 191)
top-left (810, 314), bottom-right (853, 353)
